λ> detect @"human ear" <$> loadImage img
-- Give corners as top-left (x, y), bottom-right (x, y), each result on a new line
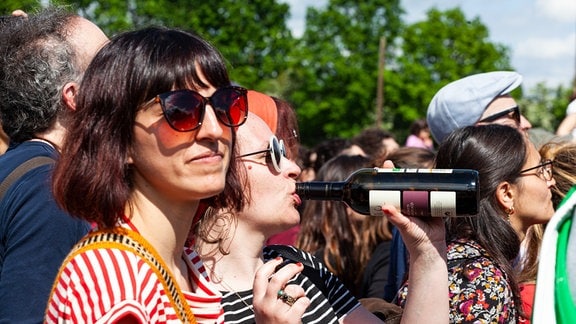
top-left (495, 181), bottom-right (515, 211)
top-left (62, 81), bottom-right (79, 111)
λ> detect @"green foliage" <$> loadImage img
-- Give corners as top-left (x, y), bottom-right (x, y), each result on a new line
top-left (388, 7), bottom-right (512, 141)
top-left (0, 0), bottom-right (43, 14)
top-left (520, 83), bottom-right (572, 132)
top-left (68, 0), bottom-right (294, 92)
top-left (287, 0), bottom-right (404, 146)
top-left (5, 1), bottom-right (571, 147)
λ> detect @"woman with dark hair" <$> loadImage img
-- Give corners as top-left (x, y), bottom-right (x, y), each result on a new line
top-left (396, 124), bottom-right (555, 323)
top-left (45, 27), bottom-right (302, 323)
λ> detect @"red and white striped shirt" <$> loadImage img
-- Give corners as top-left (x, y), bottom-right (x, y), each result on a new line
top-left (45, 240), bottom-right (223, 323)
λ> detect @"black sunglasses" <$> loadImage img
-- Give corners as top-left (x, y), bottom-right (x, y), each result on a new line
top-left (238, 135), bottom-right (286, 173)
top-left (477, 106), bottom-right (521, 125)
top-left (519, 159), bottom-right (554, 181)
top-left (143, 86), bottom-right (248, 132)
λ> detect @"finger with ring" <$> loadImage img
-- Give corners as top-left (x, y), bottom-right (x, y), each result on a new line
top-left (277, 289), bottom-right (298, 306)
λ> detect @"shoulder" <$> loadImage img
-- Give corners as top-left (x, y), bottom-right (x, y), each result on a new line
top-left (447, 239), bottom-right (508, 281)
top-left (265, 245), bottom-right (360, 320)
top-left (0, 141), bottom-right (57, 200)
top-left (48, 246), bottom-right (164, 321)
top-left (0, 143), bottom-right (85, 240)
top-left (447, 239), bottom-right (486, 260)
top-left (57, 246), bottom-right (153, 285)
top-left (448, 241), bottom-right (513, 302)
top-left (446, 240), bottom-right (516, 322)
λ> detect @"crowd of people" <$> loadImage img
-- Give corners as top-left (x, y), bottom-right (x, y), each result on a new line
top-left (1, 5), bottom-right (575, 324)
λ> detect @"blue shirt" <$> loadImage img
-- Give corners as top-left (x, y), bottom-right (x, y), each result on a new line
top-left (384, 226), bottom-right (408, 302)
top-left (0, 141), bottom-right (91, 323)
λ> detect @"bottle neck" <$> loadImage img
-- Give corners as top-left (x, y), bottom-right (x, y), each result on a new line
top-left (295, 181), bottom-right (345, 201)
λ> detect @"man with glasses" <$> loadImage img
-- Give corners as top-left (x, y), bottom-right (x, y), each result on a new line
top-left (426, 71), bottom-right (533, 144)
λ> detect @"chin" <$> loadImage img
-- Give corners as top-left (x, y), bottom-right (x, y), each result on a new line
top-left (197, 181), bottom-right (226, 198)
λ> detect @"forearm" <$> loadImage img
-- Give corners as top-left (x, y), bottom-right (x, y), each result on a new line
top-left (401, 242), bottom-right (448, 324)
top-left (556, 114), bottom-right (576, 136)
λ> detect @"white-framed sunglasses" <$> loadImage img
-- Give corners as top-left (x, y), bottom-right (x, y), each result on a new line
top-left (238, 135), bottom-right (286, 172)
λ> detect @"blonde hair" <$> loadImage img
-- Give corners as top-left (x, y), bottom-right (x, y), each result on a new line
top-left (539, 140), bottom-right (576, 208)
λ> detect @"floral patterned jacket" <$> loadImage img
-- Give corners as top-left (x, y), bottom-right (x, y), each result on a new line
top-left (396, 238), bottom-right (518, 323)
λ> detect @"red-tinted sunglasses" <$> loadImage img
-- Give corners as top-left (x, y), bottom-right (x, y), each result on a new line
top-left (144, 86), bottom-right (248, 132)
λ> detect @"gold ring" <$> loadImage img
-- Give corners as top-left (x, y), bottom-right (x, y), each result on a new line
top-left (277, 289), bottom-right (297, 306)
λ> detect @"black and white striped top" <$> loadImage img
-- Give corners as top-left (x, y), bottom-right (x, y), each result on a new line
top-left (221, 245), bottom-right (360, 323)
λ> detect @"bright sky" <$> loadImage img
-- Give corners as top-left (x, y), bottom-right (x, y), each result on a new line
top-left (282, 0), bottom-right (576, 92)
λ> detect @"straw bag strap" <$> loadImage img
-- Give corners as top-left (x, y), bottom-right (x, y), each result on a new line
top-left (72, 227), bottom-right (197, 323)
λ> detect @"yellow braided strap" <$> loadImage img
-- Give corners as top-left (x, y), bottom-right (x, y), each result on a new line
top-left (51, 227), bottom-right (197, 323)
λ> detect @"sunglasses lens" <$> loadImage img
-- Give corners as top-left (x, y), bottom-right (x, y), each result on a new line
top-left (211, 87), bottom-right (248, 127)
top-left (268, 137), bottom-right (281, 172)
top-left (279, 139), bottom-right (286, 159)
top-left (513, 109), bottom-right (521, 124)
top-left (160, 91), bottom-right (204, 131)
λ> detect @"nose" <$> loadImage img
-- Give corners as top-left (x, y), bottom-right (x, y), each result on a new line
top-left (520, 115), bottom-right (532, 130)
top-left (284, 156), bottom-right (301, 179)
top-left (196, 105), bottom-right (225, 139)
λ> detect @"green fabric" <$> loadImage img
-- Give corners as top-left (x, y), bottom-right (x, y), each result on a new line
top-left (555, 188), bottom-right (576, 322)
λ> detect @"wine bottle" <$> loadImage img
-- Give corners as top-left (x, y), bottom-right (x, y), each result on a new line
top-left (296, 168), bottom-right (479, 217)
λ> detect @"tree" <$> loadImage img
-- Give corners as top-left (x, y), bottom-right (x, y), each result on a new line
top-left (68, 0), bottom-right (294, 91)
top-left (387, 7), bottom-right (512, 141)
top-left (0, 0), bottom-right (44, 15)
top-left (520, 83), bottom-right (572, 132)
top-left (286, 0), bottom-right (404, 146)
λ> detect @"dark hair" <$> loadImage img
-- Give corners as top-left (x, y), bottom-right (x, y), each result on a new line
top-left (296, 154), bottom-right (371, 296)
top-left (352, 127), bottom-right (396, 162)
top-left (53, 27), bottom-right (244, 228)
top-left (434, 124), bottom-right (526, 314)
top-left (0, 7), bottom-right (81, 143)
top-left (386, 146), bottom-right (435, 169)
top-left (308, 137), bottom-right (354, 172)
top-left (409, 119), bottom-right (429, 136)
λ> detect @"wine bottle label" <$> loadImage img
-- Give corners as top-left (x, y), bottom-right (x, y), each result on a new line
top-left (430, 191), bottom-right (457, 217)
top-left (403, 191), bottom-right (428, 216)
top-left (368, 190), bottom-right (457, 217)
top-left (369, 190), bottom-right (400, 216)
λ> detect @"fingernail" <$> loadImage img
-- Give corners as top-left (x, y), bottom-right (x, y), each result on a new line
top-left (296, 262), bottom-right (302, 267)
top-left (275, 256), bottom-right (282, 261)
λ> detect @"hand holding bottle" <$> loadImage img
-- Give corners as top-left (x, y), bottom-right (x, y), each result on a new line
top-left (378, 160), bottom-right (446, 255)
top-left (378, 162), bottom-right (449, 324)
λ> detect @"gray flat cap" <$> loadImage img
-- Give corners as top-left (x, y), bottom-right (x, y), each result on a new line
top-left (426, 71), bottom-right (522, 143)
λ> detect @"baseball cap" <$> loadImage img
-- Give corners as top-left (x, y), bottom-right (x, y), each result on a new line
top-left (426, 71), bottom-right (523, 143)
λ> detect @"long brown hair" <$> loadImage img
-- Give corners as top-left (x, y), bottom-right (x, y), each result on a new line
top-left (435, 124), bottom-right (528, 318)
